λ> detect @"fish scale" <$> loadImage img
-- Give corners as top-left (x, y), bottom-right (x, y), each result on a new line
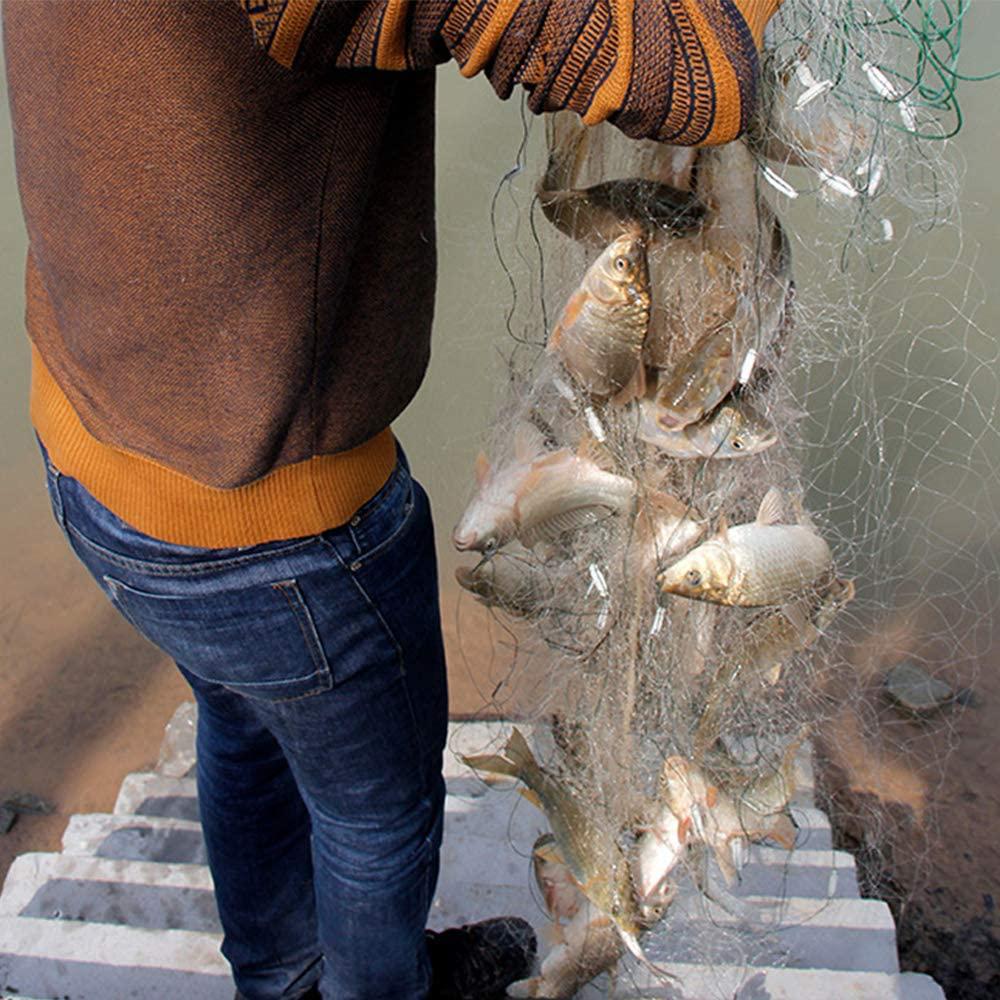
top-left (727, 526), bottom-right (833, 606)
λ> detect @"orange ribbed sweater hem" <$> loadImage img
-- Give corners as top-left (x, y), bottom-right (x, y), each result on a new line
top-left (31, 347), bottom-right (397, 549)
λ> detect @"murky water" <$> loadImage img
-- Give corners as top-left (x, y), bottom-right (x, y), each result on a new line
top-left (1, 15), bottom-right (999, 882)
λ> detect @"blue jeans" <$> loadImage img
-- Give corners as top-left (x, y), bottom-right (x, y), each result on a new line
top-left (42, 444), bottom-right (449, 1000)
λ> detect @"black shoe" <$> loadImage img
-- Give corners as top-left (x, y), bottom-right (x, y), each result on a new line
top-left (426, 916), bottom-right (537, 999)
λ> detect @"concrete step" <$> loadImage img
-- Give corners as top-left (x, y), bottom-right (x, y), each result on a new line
top-left (0, 854), bottom-right (217, 933)
top-left (650, 894), bottom-right (899, 974)
top-left (67, 808), bottom-right (859, 906)
top-left (63, 813), bottom-right (207, 865)
top-left (0, 718), bottom-right (940, 1000)
top-left (114, 773), bottom-right (198, 821)
top-left (610, 961), bottom-right (918, 999)
top-left (0, 916), bottom-right (228, 1000)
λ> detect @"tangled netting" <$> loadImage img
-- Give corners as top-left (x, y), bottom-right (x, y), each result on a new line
top-left (448, 2), bottom-right (998, 996)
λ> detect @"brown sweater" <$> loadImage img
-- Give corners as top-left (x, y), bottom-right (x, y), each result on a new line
top-left (5, 0), bottom-right (780, 547)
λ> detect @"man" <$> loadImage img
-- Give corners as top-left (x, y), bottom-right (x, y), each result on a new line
top-left (4, 1), bottom-right (780, 997)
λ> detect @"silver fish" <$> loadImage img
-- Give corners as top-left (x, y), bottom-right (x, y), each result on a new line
top-left (658, 751), bottom-right (798, 885)
top-left (548, 231), bottom-right (651, 401)
top-left (462, 728), bottom-right (646, 947)
top-left (538, 112), bottom-right (704, 246)
top-left (656, 488), bottom-right (833, 607)
top-left (508, 899), bottom-right (624, 999)
top-left (453, 429), bottom-right (636, 554)
top-left (532, 833), bottom-right (584, 922)
top-left (637, 395), bottom-right (778, 459)
top-left (693, 578), bottom-right (855, 757)
top-left (455, 544), bottom-right (558, 617)
top-left (751, 53), bottom-right (872, 179)
top-left (632, 803), bottom-right (685, 914)
top-left (644, 141), bottom-right (792, 429)
top-left (630, 493), bottom-right (706, 581)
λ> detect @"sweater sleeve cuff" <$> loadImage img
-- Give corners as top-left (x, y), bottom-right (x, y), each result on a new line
top-left (736, 0), bottom-right (783, 46)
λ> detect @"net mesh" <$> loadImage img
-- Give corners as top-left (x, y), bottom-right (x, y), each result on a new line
top-left (447, 1), bottom-right (998, 995)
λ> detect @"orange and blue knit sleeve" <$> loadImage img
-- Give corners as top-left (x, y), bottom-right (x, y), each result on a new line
top-left (240, 0), bottom-right (783, 146)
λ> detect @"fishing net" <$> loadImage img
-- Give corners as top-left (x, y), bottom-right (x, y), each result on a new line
top-left (445, 1), bottom-right (998, 996)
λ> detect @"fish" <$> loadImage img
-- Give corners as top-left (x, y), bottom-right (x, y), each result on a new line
top-left (455, 544), bottom-right (558, 617)
top-left (538, 112), bottom-right (704, 246)
top-left (637, 394), bottom-right (778, 459)
top-left (644, 141), bottom-right (792, 429)
top-left (462, 728), bottom-right (647, 954)
top-left (532, 832), bottom-right (584, 922)
top-left (539, 179), bottom-right (705, 247)
top-left (632, 803), bottom-right (685, 915)
top-left (750, 54), bottom-right (872, 179)
top-left (630, 493), bottom-right (706, 581)
top-left (658, 751), bottom-right (798, 885)
top-left (508, 899), bottom-right (624, 999)
top-left (547, 232), bottom-right (651, 401)
top-left (693, 578), bottom-right (855, 758)
top-left (656, 488), bottom-right (833, 607)
top-left (452, 428), bottom-right (636, 554)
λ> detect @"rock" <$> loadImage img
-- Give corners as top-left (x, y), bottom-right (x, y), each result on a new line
top-left (4, 792), bottom-right (56, 815)
top-left (884, 661), bottom-right (954, 714)
top-left (0, 805), bottom-right (17, 834)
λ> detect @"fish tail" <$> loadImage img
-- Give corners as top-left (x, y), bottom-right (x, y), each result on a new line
top-left (461, 726), bottom-right (538, 783)
top-left (617, 928), bottom-right (678, 984)
top-left (505, 977), bottom-right (541, 998)
top-left (505, 726), bottom-right (541, 776)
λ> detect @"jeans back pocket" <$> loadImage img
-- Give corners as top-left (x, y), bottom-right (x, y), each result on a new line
top-left (104, 575), bottom-right (333, 702)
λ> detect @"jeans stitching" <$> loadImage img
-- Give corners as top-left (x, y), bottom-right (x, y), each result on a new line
top-left (323, 539), bottom-right (404, 670)
top-left (271, 580), bottom-right (333, 692)
top-left (104, 574), bottom-right (333, 699)
top-left (69, 521), bottom-right (317, 575)
top-left (347, 483), bottom-right (417, 571)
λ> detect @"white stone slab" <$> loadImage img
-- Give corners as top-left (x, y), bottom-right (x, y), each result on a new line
top-left (114, 773), bottom-right (198, 820)
top-left (62, 814), bottom-right (206, 865)
top-left (899, 971), bottom-right (947, 999)
top-left (0, 854), bottom-right (214, 918)
top-left (611, 961), bottom-right (907, 999)
top-left (0, 916), bottom-right (229, 1000)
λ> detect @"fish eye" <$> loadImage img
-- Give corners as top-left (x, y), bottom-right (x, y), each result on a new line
top-left (731, 438), bottom-right (744, 450)
top-left (613, 256), bottom-right (629, 271)
top-left (685, 569), bottom-right (702, 587)
top-left (483, 538), bottom-right (498, 557)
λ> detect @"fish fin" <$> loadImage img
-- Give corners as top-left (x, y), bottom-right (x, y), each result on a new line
top-left (475, 452), bottom-right (491, 487)
top-left (461, 751), bottom-right (521, 780)
top-left (505, 977), bottom-right (539, 998)
top-left (756, 487), bottom-right (785, 526)
top-left (576, 434), bottom-right (615, 471)
top-left (513, 423), bottom-right (546, 463)
top-left (645, 490), bottom-right (689, 520)
top-left (764, 663), bottom-right (783, 685)
top-left (766, 812), bottom-right (798, 851)
top-left (610, 362), bottom-right (646, 407)
top-left (716, 515), bottom-right (730, 541)
top-left (780, 599), bottom-right (811, 636)
top-left (713, 844), bottom-right (738, 885)
top-left (678, 816), bottom-right (693, 844)
top-left (550, 289), bottom-right (587, 349)
top-left (521, 506), bottom-right (614, 549)
top-left (829, 576), bottom-right (856, 605)
top-left (517, 787), bottom-right (543, 811)
top-left (789, 491), bottom-right (816, 528)
top-left (504, 726), bottom-right (539, 772)
top-left (705, 785), bottom-right (719, 808)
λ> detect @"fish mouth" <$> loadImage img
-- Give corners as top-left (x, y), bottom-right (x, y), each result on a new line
top-left (452, 531), bottom-right (477, 552)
